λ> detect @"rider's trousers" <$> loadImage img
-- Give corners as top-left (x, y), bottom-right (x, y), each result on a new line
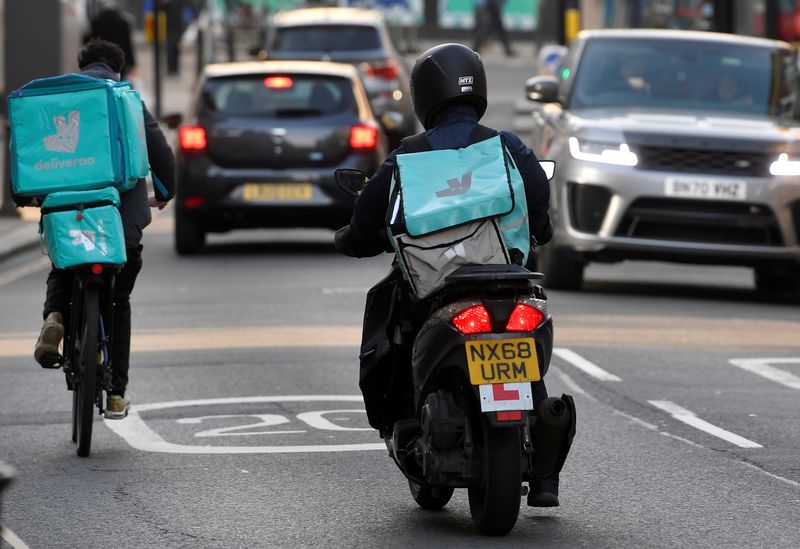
top-left (43, 245), bottom-right (143, 396)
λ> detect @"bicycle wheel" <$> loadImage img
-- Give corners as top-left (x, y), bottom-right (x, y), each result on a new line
top-left (75, 284), bottom-right (100, 458)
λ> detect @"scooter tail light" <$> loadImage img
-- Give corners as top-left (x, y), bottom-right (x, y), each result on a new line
top-left (91, 264), bottom-right (104, 275)
top-left (505, 303), bottom-right (545, 332)
top-left (452, 305), bottom-right (492, 335)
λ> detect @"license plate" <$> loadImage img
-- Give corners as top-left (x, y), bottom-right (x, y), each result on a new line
top-left (465, 338), bottom-right (540, 385)
top-left (242, 183), bottom-right (312, 202)
top-left (664, 178), bottom-right (747, 201)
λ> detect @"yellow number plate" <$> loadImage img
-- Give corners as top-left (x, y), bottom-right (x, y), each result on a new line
top-left (242, 183), bottom-right (312, 202)
top-left (465, 338), bottom-right (540, 385)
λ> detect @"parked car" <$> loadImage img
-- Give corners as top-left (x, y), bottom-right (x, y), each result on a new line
top-left (261, 7), bottom-right (417, 149)
top-left (171, 60), bottom-right (387, 254)
top-left (525, 29), bottom-right (800, 293)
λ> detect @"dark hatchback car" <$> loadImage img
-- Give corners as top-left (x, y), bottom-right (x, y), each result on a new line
top-left (173, 61), bottom-right (387, 254)
top-left (262, 7), bottom-right (417, 149)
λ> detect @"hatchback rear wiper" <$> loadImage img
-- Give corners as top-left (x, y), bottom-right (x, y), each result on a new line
top-left (274, 108), bottom-right (324, 118)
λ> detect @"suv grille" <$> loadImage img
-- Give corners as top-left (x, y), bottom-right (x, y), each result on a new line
top-left (637, 146), bottom-right (770, 177)
top-left (615, 198), bottom-right (783, 246)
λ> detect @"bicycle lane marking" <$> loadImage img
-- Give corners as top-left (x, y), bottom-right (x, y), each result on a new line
top-left (104, 395), bottom-right (385, 454)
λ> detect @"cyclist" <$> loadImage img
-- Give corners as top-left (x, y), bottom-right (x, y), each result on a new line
top-left (335, 44), bottom-right (562, 506)
top-left (23, 39), bottom-right (176, 419)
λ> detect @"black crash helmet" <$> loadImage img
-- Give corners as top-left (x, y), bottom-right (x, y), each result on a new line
top-left (410, 43), bottom-right (488, 129)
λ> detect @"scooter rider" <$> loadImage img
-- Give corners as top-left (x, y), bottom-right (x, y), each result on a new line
top-left (335, 43), bottom-right (563, 506)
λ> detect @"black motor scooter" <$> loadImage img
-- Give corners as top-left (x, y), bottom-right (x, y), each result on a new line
top-left (335, 168), bottom-right (575, 536)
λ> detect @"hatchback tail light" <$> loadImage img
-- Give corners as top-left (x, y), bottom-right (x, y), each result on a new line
top-left (350, 124), bottom-right (378, 150)
top-left (505, 303), bottom-right (545, 332)
top-left (361, 60), bottom-right (400, 81)
top-left (452, 305), bottom-right (492, 335)
top-left (179, 126), bottom-right (206, 150)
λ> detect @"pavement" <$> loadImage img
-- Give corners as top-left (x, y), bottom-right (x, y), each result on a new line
top-left (0, 34), bottom-right (539, 266)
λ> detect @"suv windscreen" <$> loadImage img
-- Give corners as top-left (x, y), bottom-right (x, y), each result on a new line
top-left (272, 25), bottom-right (382, 52)
top-left (570, 38), bottom-right (800, 119)
top-left (201, 74), bottom-right (357, 117)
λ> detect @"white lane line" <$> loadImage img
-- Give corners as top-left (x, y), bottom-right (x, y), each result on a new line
top-left (553, 348), bottom-right (623, 382)
top-left (0, 257), bottom-right (49, 288)
top-left (739, 461), bottom-right (800, 489)
top-left (1, 527), bottom-right (31, 549)
top-left (551, 367), bottom-right (597, 401)
top-left (729, 358), bottom-right (800, 390)
top-left (649, 400), bottom-right (763, 449)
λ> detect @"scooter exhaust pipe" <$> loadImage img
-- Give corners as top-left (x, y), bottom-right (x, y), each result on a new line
top-left (531, 394), bottom-right (576, 478)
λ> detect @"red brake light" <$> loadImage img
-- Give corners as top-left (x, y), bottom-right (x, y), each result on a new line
top-left (91, 264), bottom-right (104, 275)
top-left (350, 124), bottom-right (378, 150)
top-left (264, 76), bottom-right (293, 89)
top-left (183, 196), bottom-right (204, 209)
top-left (361, 60), bottom-right (400, 80)
top-left (179, 126), bottom-right (206, 150)
top-left (505, 303), bottom-right (544, 332)
top-left (496, 411), bottom-right (523, 422)
top-left (452, 305), bottom-right (492, 335)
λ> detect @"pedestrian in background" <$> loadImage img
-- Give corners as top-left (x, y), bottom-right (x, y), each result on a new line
top-left (85, 0), bottom-right (137, 79)
top-left (159, 0), bottom-right (195, 76)
top-left (473, 0), bottom-right (515, 57)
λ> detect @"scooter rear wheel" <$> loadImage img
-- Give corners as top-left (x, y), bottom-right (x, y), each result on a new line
top-left (408, 480), bottom-right (454, 510)
top-left (468, 417), bottom-right (521, 535)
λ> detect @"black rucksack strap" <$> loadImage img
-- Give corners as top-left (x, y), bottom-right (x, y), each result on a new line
top-left (400, 132), bottom-right (432, 153)
top-left (468, 124), bottom-right (499, 146)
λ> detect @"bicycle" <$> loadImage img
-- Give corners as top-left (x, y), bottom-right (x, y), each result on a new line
top-left (55, 263), bottom-right (118, 457)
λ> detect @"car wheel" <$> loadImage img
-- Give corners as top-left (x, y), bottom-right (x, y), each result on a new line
top-left (537, 242), bottom-right (584, 291)
top-left (754, 267), bottom-right (800, 296)
top-left (175, 210), bottom-right (206, 255)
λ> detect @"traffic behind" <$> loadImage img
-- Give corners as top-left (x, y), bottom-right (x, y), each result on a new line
top-left (172, 61), bottom-right (386, 254)
top-left (525, 30), bottom-right (800, 293)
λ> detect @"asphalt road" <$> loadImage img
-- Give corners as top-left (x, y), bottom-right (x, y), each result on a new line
top-left (1, 55), bottom-right (800, 549)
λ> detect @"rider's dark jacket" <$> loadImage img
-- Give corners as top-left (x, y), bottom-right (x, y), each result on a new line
top-left (12, 62), bottom-right (176, 248)
top-left (338, 104), bottom-right (552, 258)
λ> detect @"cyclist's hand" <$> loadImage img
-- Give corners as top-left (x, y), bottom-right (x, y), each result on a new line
top-left (148, 195), bottom-right (168, 210)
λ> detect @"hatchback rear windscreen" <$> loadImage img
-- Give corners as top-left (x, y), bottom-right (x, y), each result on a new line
top-left (202, 74), bottom-right (357, 117)
top-left (272, 25), bottom-right (381, 52)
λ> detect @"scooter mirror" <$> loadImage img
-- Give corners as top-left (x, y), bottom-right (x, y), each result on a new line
top-left (539, 160), bottom-right (556, 181)
top-left (335, 168), bottom-right (369, 196)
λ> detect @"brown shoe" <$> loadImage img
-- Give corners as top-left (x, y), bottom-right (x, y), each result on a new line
top-left (104, 395), bottom-right (131, 420)
top-left (34, 312), bottom-right (64, 368)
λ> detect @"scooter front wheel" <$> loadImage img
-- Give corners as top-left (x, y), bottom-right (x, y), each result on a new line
top-left (468, 417), bottom-right (521, 535)
top-left (408, 480), bottom-right (454, 511)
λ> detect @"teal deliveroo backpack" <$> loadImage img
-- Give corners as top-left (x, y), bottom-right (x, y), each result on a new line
top-left (386, 126), bottom-right (531, 299)
top-left (7, 73), bottom-right (150, 197)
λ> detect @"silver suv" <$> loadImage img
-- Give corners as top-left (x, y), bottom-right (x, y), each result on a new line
top-left (526, 30), bottom-right (800, 293)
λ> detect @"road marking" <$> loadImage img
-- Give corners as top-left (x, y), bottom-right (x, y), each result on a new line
top-left (729, 358), bottom-right (800, 390)
top-left (105, 395), bottom-right (386, 454)
top-left (649, 400), bottom-right (763, 449)
top-left (1, 527), bottom-right (31, 549)
top-left (0, 257), bottom-right (49, 288)
top-left (553, 348), bottom-right (622, 382)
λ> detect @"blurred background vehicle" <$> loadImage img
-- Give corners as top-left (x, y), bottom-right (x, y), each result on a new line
top-left (259, 7), bottom-right (417, 149)
top-left (170, 60), bottom-right (387, 254)
top-left (524, 29), bottom-right (800, 293)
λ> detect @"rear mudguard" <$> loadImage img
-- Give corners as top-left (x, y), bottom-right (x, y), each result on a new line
top-left (410, 315), bottom-right (554, 413)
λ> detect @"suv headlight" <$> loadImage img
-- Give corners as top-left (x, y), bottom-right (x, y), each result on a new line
top-left (568, 137), bottom-right (638, 166)
top-left (769, 153), bottom-right (800, 176)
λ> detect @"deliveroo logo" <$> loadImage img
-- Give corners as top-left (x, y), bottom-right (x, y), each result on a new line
top-left (69, 230), bottom-right (97, 252)
top-left (44, 111), bottom-right (81, 153)
top-left (436, 172), bottom-right (473, 198)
